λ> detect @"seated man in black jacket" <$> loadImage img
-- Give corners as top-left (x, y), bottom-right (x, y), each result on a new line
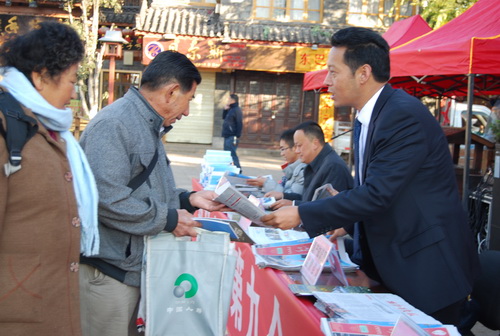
top-left (271, 121), bottom-right (353, 209)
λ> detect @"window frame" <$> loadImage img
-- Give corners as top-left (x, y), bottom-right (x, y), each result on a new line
top-left (346, 0), bottom-right (417, 27)
top-left (253, 0), bottom-right (323, 23)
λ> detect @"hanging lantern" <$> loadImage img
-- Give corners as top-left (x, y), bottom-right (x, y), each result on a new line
top-left (122, 27), bottom-right (134, 43)
top-left (98, 26), bottom-right (109, 38)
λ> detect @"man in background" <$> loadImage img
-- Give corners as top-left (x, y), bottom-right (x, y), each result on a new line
top-left (247, 128), bottom-right (306, 200)
top-left (222, 93), bottom-right (243, 170)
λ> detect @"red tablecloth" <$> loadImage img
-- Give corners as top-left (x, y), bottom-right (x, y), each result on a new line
top-left (192, 178), bottom-right (379, 335)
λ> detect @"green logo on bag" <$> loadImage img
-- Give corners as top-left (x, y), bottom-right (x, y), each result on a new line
top-left (173, 273), bottom-right (198, 298)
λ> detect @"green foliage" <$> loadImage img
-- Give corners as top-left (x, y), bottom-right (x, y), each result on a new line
top-left (403, 0), bottom-right (478, 28)
top-left (63, 0), bottom-right (123, 116)
top-left (490, 119), bottom-right (500, 143)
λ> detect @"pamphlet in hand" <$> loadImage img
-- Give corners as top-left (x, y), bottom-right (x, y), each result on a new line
top-left (312, 183), bottom-right (339, 201)
top-left (193, 217), bottom-right (255, 244)
top-left (213, 176), bottom-right (267, 226)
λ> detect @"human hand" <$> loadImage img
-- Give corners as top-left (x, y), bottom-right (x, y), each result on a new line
top-left (327, 228), bottom-right (347, 242)
top-left (269, 198), bottom-right (293, 210)
top-left (172, 209), bottom-right (201, 237)
top-left (246, 177), bottom-right (266, 188)
top-left (264, 191), bottom-right (284, 200)
top-left (189, 190), bottom-right (229, 212)
top-left (260, 206), bottom-right (301, 230)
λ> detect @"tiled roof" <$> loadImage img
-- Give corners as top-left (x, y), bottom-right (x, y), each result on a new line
top-left (103, 7), bottom-right (140, 25)
top-left (135, 6), bottom-right (337, 45)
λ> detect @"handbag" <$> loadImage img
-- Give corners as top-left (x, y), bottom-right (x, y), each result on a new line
top-left (138, 228), bottom-right (237, 336)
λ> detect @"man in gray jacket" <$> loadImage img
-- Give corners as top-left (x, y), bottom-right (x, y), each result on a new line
top-left (79, 51), bottom-right (225, 336)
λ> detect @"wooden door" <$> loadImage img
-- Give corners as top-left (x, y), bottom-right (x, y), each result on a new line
top-left (234, 71), bottom-right (305, 149)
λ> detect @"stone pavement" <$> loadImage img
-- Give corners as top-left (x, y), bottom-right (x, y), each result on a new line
top-left (165, 142), bottom-right (497, 336)
top-left (165, 142), bottom-right (285, 190)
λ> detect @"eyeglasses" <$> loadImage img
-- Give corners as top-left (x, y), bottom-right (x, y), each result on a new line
top-left (279, 147), bottom-right (290, 152)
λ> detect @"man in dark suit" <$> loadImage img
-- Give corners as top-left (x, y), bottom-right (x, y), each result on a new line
top-left (261, 27), bottom-right (479, 326)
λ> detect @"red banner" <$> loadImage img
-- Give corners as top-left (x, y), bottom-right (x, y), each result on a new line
top-left (227, 243), bottom-right (324, 336)
top-left (142, 36), bottom-right (246, 69)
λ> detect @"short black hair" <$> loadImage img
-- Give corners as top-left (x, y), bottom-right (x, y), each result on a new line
top-left (0, 21), bottom-right (84, 83)
top-left (280, 128), bottom-right (296, 148)
top-left (230, 93), bottom-right (239, 104)
top-left (295, 121), bottom-right (325, 145)
top-left (330, 27), bottom-right (390, 83)
top-left (141, 50), bottom-right (201, 93)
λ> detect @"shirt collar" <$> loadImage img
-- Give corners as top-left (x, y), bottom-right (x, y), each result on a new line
top-left (128, 86), bottom-right (168, 135)
top-left (357, 86), bottom-right (384, 125)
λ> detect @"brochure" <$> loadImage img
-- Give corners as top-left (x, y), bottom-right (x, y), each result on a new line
top-left (246, 226), bottom-right (309, 244)
top-left (251, 236), bottom-right (358, 272)
top-left (193, 217), bottom-right (254, 244)
top-left (312, 183), bottom-right (339, 201)
top-left (213, 176), bottom-right (267, 226)
top-left (288, 285), bottom-right (370, 297)
top-left (312, 292), bottom-right (440, 325)
top-left (320, 314), bottom-right (460, 336)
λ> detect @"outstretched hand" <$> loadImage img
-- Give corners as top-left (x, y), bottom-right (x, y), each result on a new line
top-left (260, 206), bottom-right (301, 231)
top-left (189, 190), bottom-right (229, 212)
top-left (269, 199), bottom-right (293, 210)
top-left (264, 191), bottom-right (284, 200)
top-left (246, 177), bottom-right (266, 188)
top-left (327, 227), bottom-right (347, 242)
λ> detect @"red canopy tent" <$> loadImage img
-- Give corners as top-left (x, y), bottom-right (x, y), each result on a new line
top-left (302, 15), bottom-right (432, 92)
top-left (389, 0), bottom-right (500, 202)
top-left (390, 0), bottom-right (500, 99)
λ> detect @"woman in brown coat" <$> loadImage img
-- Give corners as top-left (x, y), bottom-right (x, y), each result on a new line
top-left (0, 22), bottom-right (99, 335)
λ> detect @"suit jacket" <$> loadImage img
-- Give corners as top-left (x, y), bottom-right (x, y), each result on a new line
top-left (298, 84), bottom-right (479, 314)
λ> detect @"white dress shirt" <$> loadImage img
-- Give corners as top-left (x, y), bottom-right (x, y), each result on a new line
top-left (356, 86), bottom-right (384, 184)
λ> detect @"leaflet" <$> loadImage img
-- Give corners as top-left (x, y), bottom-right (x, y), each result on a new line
top-left (251, 236), bottom-right (358, 272)
top-left (312, 292), bottom-right (439, 325)
top-left (213, 176), bottom-right (267, 226)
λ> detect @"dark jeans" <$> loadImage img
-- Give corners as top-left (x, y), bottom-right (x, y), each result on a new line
top-left (224, 136), bottom-right (241, 169)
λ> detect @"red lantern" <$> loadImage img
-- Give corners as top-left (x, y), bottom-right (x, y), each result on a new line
top-left (98, 26), bottom-right (109, 38)
top-left (122, 27), bottom-right (134, 43)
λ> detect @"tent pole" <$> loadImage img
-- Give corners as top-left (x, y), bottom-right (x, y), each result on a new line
top-left (462, 74), bottom-right (475, 208)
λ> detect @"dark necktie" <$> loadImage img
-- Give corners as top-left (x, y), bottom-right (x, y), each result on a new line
top-left (353, 118), bottom-right (362, 185)
top-left (352, 118), bottom-right (364, 266)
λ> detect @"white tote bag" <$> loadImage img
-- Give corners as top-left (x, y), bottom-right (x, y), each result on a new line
top-left (139, 228), bottom-right (236, 336)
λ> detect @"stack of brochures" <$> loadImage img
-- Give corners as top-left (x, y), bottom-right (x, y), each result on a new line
top-left (251, 236), bottom-right (359, 272)
top-left (199, 150), bottom-right (240, 190)
top-left (314, 292), bottom-right (460, 336)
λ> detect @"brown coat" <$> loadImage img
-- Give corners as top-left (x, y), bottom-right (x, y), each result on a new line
top-left (0, 102), bottom-right (82, 335)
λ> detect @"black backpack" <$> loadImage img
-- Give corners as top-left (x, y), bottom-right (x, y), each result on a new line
top-left (0, 89), bottom-right (38, 177)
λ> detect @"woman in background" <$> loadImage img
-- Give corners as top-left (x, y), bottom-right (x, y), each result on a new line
top-left (0, 21), bottom-right (98, 335)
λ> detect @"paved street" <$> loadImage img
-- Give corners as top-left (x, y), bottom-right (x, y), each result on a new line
top-left (165, 142), bottom-right (285, 191)
top-left (165, 142), bottom-right (497, 336)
